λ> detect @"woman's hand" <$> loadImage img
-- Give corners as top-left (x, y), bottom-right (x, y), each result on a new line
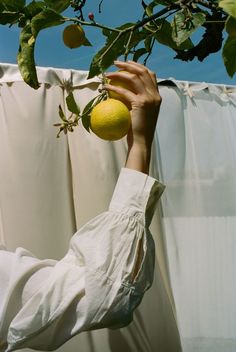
top-left (104, 60), bottom-right (162, 174)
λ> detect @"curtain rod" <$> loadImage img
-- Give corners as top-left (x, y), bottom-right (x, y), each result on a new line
top-left (158, 78), bottom-right (236, 89)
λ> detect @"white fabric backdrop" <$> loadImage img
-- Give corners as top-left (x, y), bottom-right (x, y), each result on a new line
top-left (156, 82), bottom-right (236, 352)
top-left (0, 63), bottom-right (236, 352)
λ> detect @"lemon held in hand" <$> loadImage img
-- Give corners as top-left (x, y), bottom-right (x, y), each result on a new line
top-left (108, 71), bottom-right (132, 109)
top-left (90, 99), bottom-right (131, 141)
top-left (63, 24), bottom-right (85, 49)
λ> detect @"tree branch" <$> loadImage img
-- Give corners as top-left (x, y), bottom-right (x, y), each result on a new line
top-left (133, 4), bottom-right (179, 30)
top-left (63, 17), bottom-right (120, 32)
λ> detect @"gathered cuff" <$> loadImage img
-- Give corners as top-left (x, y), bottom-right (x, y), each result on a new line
top-left (109, 168), bottom-right (165, 226)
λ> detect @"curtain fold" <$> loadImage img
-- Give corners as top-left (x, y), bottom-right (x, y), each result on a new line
top-left (0, 73), bottom-right (76, 259)
top-left (156, 84), bottom-right (236, 351)
top-left (0, 62), bottom-right (236, 351)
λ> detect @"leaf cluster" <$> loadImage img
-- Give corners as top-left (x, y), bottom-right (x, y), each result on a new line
top-left (1, 0), bottom-right (236, 137)
top-left (54, 90), bottom-right (106, 137)
top-left (0, 1), bottom-right (72, 88)
top-left (1, 0), bottom-right (236, 87)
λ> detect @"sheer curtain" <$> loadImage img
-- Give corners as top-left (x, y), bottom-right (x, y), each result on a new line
top-left (156, 82), bottom-right (236, 352)
top-left (0, 63), bottom-right (236, 352)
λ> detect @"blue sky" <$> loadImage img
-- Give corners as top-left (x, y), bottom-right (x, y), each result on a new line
top-left (0, 0), bottom-right (235, 86)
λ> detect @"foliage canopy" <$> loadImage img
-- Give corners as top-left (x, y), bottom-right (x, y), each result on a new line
top-left (0, 0), bottom-right (236, 89)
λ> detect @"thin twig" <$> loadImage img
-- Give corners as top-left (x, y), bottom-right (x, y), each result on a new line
top-left (63, 17), bottom-right (120, 32)
top-left (143, 36), bottom-right (155, 65)
top-left (98, 0), bottom-right (104, 13)
top-left (94, 31), bottom-right (124, 64)
top-left (133, 3), bottom-right (178, 30)
top-left (194, 0), bottom-right (218, 9)
top-left (124, 29), bottom-right (134, 59)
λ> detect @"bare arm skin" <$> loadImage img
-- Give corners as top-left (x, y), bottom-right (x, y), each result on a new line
top-left (105, 60), bottom-right (162, 175)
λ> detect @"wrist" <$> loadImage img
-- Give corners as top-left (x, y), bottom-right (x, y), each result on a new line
top-left (127, 133), bottom-right (153, 150)
top-left (125, 142), bottom-right (151, 175)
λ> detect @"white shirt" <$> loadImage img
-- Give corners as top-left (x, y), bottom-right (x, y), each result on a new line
top-left (0, 168), bottom-right (165, 351)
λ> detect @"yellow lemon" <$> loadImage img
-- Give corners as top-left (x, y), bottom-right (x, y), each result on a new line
top-left (108, 70), bottom-right (132, 109)
top-left (63, 24), bottom-right (85, 49)
top-left (90, 99), bottom-right (131, 141)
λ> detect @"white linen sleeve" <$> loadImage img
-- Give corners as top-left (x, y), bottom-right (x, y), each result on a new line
top-left (0, 168), bottom-right (165, 352)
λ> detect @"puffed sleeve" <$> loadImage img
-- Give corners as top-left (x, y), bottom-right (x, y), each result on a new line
top-left (0, 168), bottom-right (165, 352)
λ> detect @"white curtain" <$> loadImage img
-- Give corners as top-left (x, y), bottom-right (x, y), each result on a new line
top-left (0, 63), bottom-right (236, 352)
top-left (156, 81), bottom-right (236, 352)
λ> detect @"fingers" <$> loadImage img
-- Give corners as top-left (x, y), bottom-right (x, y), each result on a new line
top-left (105, 70), bottom-right (145, 95)
top-left (104, 60), bottom-right (162, 111)
top-left (113, 60), bottom-right (159, 93)
top-left (105, 60), bottom-right (160, 98)
top-left (104, 82), bottom-right (136, 102)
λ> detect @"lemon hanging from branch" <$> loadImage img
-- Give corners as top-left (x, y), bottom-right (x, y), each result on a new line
top-left (90, 99), bottom-right (131, 141)
top-left (63, 24), bottom-right (86, 49)
top-left (108, 70), bottom-right (132, 109)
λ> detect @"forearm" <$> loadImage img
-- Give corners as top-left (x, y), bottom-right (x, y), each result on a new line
top-left (125, 142), bottom-right (152, 175)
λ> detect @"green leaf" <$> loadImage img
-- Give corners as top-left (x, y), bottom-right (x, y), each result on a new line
top-left (133, 47), bottom-right (148, 61)
top-left (146, 0), bottom-right (170, 10)
top-left (44, 0), bottom-right (71, 13)
top-left (17, 23), bottom-right (39, 89)
top-left (88, 36), bottom-right (125, 78)
top-left (144, 35), bottom-right (152, 51)
top-left (81, 114), bottom-right (91, 133)
top-left (59, 105), bottom-right (67, 122)
top-left (66, 92), bottom-right (80, 115)
top-left (0, 0), bottom-right (25, 24)
top-left (222, 35), bottom-right (236, 76)
top-left (81, 94), bottom-right (105, 132)
top-left (145, 1), bottom-right (157, 17)
top-left (1, 0), bottom-right (25, 11)
top-left (102, 28), bottom-right (111, 37)
top-left (225, 16), bottom-right (236, 36)
top-left (17, 2), bottom-right (46, 28)
top-left (88, 25), bottom-right (133, 78)
top-left (193, 12), bottom-right (207, 26)
top-left (152, 19), bottom-right (193, 50)
top-left (127, 28), bottom-right (147, 49)
top-left (82, 36), bottom-right (92, 46)
top-left (0, 11), bottom-right (20, 25)
top-left (82, 95), bottom-right (100, 116)
top-left (31, 8), bottom-right (64, 38)
top-left (153, 0), bottom-right (174, 5)
top-left (17, 8), bottom-right (64, 89)
top-left (219, 0), bottom-right (236, 19)
top-left (87, 23), bottom-right (148, 78)
top-left (23, 1), bottom-right (45, 19)
top-left (172, 11), bottom-right (206, 45)
top-left (154, 0), bottom-right (176, 6)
